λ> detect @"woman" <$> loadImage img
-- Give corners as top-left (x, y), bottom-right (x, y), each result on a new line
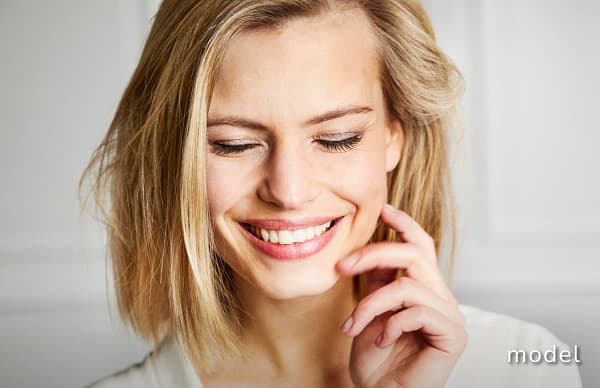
top-left (83, 1), bottom-right (582, 387)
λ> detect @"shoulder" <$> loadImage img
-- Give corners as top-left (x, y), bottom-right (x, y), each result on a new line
top-left (85, 354), bottom-right (157, 388)
top-left (445, 304), bottom-right (582, 388)
top-left (85, 337), bottom-right (203, 388)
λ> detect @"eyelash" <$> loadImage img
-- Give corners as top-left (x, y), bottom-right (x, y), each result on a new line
top-left (209, 133), bottom-right (363, 155)
top-left (316, 133), bottom-right (363, 152)
top-left (209, 142), bottom-right (257, 155)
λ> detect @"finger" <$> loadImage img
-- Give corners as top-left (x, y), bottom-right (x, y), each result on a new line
top-left (381, 204), bottom-right (437, 264)
top-left (342, 277), bottom-right (463, 337)
top-left (337, 242), bottom-right (430, 274)
top-left (348, 312), bottom-right (392, 382)
top-left (336, 242), bottom-right (452, 301)
top-left (376, 305), bottom-right (468, 355)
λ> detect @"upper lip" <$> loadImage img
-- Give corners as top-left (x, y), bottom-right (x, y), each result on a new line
top-left (240, 216), bottom-right (342, 230)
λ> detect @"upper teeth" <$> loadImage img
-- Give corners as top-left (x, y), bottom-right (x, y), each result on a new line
top-left (250, 221), bottom-right (332, 245)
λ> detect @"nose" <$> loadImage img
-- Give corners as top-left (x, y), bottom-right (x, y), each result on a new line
top-left (257, 142), bottom-right (319, 210)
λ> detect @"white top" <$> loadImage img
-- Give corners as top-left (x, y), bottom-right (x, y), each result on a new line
top-left (87, 305), bottom-right (583, 388)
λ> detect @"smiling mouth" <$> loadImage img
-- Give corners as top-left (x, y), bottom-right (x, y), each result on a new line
top-left (241, 218), bottom-right (339, 245)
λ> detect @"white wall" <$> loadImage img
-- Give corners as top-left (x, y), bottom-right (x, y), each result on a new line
top-left (0, 1), bottom-right (157, 387)
top-left (423, 1), bottom-right (600, 386)
top-left (1, 1), bottom-right (598, 387)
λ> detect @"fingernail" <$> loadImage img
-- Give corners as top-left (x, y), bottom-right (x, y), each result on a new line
top-left (385, 204), bottom-right (401, 213)
top-left (341, 316), bottom-right (353, 333)
top-left (340, 252), bottom-right (360, 268)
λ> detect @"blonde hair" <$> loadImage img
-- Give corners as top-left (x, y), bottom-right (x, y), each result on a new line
top-left (79, 0), bottom-right (462, 374)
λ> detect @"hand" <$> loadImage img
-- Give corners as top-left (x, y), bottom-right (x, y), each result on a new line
top-left (336, 204), bottom-right (467, 388)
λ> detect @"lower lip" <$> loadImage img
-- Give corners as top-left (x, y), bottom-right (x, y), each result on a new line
top-left (238, 217), bottom-right (344, 260)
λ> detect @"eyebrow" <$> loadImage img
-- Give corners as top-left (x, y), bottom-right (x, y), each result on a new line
top-left (206, 105), bottom-right (374, 130)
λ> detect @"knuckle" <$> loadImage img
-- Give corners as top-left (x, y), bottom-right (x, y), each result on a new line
top-left (354, 301), bottom-right (374, 319)
top-left (414, 246), bottom-right (426, 261)
top-left (394, 276), bottom-right (413, 291)
top-left (411, 305), bottom-right (428, 321)
top-left (407, 243), bottom-right (430, 265)
top-left (405, 242), bottom-right (420, 256)
top-left (455, 326), bottom-right (469, 352)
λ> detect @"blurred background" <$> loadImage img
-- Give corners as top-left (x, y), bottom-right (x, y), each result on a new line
top-left (1, 1), bottom-right (598, 387)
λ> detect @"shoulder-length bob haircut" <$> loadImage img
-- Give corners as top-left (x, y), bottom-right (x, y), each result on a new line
top-left (80, 0), bottom-right (462, 374)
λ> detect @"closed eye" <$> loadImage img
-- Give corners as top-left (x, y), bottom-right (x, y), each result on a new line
top-left (315, 132), bottom-right (363, 152)
top-left (208, 140), bottom-right (260, 155)
top-left (208, 132), bottom-right (364, 155)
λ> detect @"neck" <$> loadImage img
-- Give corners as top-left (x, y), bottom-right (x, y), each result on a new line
top-left (233, 275), bottom-right (356, 380)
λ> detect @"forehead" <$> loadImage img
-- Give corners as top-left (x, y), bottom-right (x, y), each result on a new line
top-left (209, 8), bottom-right (382, 123)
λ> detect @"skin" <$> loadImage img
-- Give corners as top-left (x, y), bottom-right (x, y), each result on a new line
top-left (204, 7), bottom-right (466, 388)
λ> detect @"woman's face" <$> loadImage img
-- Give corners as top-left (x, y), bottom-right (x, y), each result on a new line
top-left (206, 8), bottom-right (403, 299)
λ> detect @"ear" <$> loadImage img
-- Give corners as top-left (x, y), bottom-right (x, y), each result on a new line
top-left (385, 116), bottom-right (403, 172)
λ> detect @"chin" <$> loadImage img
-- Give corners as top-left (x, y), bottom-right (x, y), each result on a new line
top-left (257, 270), bottom-right (341, 300)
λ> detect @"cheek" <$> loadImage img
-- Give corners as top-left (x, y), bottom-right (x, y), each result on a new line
top-left (205, 158), bottom-right (254, 269)
top-left (205, 156), bottom-right (257, 217)
top-left (318, 144), bottom-right (388, 244)
top-left (323, 139), bottom-right (389, 206)
top-left (206, 159), bottom-right (228, 217)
